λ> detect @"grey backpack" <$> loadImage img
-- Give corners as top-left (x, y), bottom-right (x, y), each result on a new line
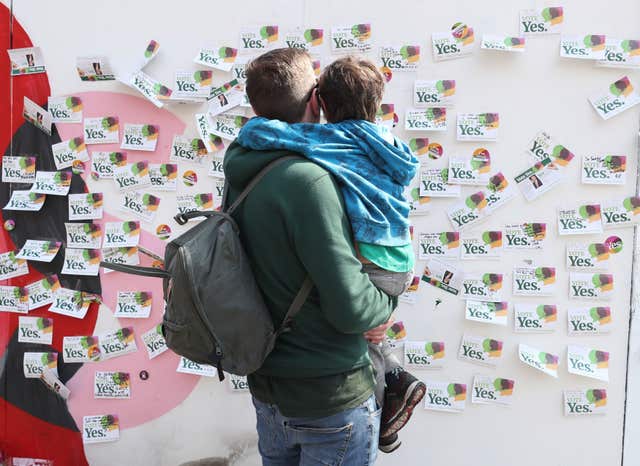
top-left (100, 156), bottom-right (312, 380)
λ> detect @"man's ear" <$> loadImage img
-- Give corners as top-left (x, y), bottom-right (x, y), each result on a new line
top-left (309, 88), bottom-right (321, 117)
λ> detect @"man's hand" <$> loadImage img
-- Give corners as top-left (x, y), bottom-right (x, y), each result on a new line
top-left (363, 316), bottom-right (395, 344)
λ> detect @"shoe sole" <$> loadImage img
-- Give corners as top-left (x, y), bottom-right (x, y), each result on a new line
top-left (378, 436), bottom-right (402, 454)
top-left (380, 380), bottom-right (426, 438)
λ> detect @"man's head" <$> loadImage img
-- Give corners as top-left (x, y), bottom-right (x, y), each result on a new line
top-left (317, 56), bottom-right (385, 123)
top-left (245, 48), bottom-right (317, 123)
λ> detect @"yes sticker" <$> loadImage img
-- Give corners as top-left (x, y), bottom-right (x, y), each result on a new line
top-left (597, 38), bottom-right (640, 69)
top-left (119, 191), bottom-right (160, 223)
top-left (460, 273), bottom-right (504, 302)
top-left (114, 291), bottom-right (152, 319)
top-left (557, 204), bottom-right (603, 235)
top-left (4, 191), bottom-right (45, 211)
top-left (458, 334), bottom-right (503, 366)
top-left (208, 113), bottom-right (249, 140)
top-left (419, 168), bottom-right (460, 197)
top-left (564, 389), bottom-right (607, 416)
top-left (171, 135), bottom-right (208, 164)
top-left (465, 300), bottom-right (508, 326)
top-left (94, 371), bottom-right (131, 399)
top-left (405, 108), bottom-right (447, 132)
top-left (99, 327), bottom-right (137, 360)
top-left (526, 131), bottom-right (575, 165)
top-left (68, 193), bottom-right (103, 220)
top-left (331, 24), bottom-right (372, 54)
top-left (52, 137), bottom-right (89, 170)
top-left (569, 273), bottom-right (613, 300)
top-left (127, 70), bottom-right (172, 108)
top-left (103, 221), bottom-right (140, 248)
top-left (567, 345), bottom-right (609, 382)
top-left (142, 324), bottom-right (168, 359)
top-left (149, 164), bottom-right (178, 191)
top-left (560, 35), bottom-right (606, 60)
top-left (0, 285), bottom-right (29, 313)
top-left (481, 34), bottom-right (525, 52)
top-left (471, 376), bottom-right (515, 406)
top-left (82, 415), bottom-right (119, 444)
top-left (432, 22), bottom-right (475, 61)
top-left (26, 275), bottom-right (60, 311)
top-left (447, 192), bottom-right (487, 231)
top-left (239, 26), bottom-right (279, 55)
top-left (414, 80), bottom-right (455, 107)
top-left (114, 161), bottom-right (151, 191)
top-left (23, 352), bottom-right (58, 379)
top-left (194, 45), bottom-right (238, 72)
top-left (48, 95), bottom-right (83, 123)
top-left (65, 223), bottom-right (102, 249)
top-left (91, 152), bottom-right (127, 180)
top-left (31, 171), bottom-right (72, 196)
top-left (2, 156), bottom-right (36, 183)
top-left (519, 7), bottom-right (563, 35)
top-left (176, 193), bottom-right (214, 215)
top-left (566, 242), bottom-right (613, 270)
top-left (514, 303), bottom-right (558, 333)
top-left (582, 155), bottom-right (626, 185)
top-left (0, 251), bottom-right (29, 280)
top-left (504, 223), bottom-right (546, 249)
top-left (602, 197), bottom-right (640, 228)
top-left (456, 113), bottom-right (499, 141)
top-left (176, 356), bottom-right (217, 377)
top-left (16, 240), bottom-right (61, 262)
top-left (173, 70), bottom-right (212, 101)
top-left (568, 306), bottom-right (612, 335)
top-left (513, 265), bottom-right (557, 296)
top-left (518, 343), bottom-right (559, 378)
top-left (18, 316), bottom-right (54, 344)
top-left (448, 148), bottom-right (491, 185)
top-left (418, 232), bottom-right (459, 259)
top-left (49, 288), bottom-right (90, 318)
top-left (589, 76), bottom-right (640, 120)
top-left (102, 247), bottom-right (139, 271)
top-left (424, 380), bottom-right (466, 413)
top-left (83, 117), bottom-right (119, 144)
top-left (404, 341), bottom-right (445, 369)
top-left (460, 231), bottom-right (502, 260)
top-left (195, 113), bottom-right (228, 153)
top-left (378, 45), bottom-right (420, 72)
top-left (63, 335), bottom-right (101, 363)
top-left (120, 124), bottom-right (159, 151)
top-left (61, 249), bottom-right (101, 276)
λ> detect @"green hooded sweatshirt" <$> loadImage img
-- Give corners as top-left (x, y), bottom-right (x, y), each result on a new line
top-left (223, 141), bottom-right (396, 417)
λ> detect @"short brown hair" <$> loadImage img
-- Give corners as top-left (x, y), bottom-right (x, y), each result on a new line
top-left (245, 48), bottom-right (316, 123)
top-left (318, 57), bottom-right (385, 123)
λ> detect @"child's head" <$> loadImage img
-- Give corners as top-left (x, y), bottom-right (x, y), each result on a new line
top-left (318, 57), bottom-right (385, 123)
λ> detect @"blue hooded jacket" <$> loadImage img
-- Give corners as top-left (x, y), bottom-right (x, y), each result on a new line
top-left (237, 117), bottom-right (419, 247)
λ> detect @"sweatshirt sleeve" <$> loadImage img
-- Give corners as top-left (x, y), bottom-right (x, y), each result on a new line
top-left (288, 171), bottom-right (396, 334)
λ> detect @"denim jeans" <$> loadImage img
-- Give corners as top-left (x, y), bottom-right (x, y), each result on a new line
top-left (252, 394), bottom-right (381, 465)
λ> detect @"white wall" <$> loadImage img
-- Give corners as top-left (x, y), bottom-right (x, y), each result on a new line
top-left (6, 0), bottom-right (640, 465)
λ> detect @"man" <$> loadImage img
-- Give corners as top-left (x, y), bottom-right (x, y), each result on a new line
top-left (224, 48), bottom-right (396, 465)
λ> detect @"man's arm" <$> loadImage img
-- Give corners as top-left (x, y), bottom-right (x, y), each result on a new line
top-left (288, 169), bottom-right (396, 334)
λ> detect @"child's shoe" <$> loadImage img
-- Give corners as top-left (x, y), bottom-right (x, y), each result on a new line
top-left (378, 432), bottom-right (402, 453)
top-left (380, 368), bottom-right (426, 438)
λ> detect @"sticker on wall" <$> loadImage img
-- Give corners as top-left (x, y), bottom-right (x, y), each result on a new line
top-left (209, 155), bottom-right (225, 179)
top-left (18, 316), bottom-right (53, 344)
top-left (176, 356), bottom-right (218, 377)
top-left (61, 248), bottom-right (101, 276)
top-left (239, 25), bottom-right (279, 54)
top-left (560, 34), bottom-right (606, 60)
top-left (68, 193), bottom-right (103, 220)
top-left (121, 124), bottom-right (159, 152)
top-left (182, 170), bottom-right (198, 187)
top-left (514, 157), bottom-right (566, 202)
top-left (31, 170), bottom-right (72, 196)
top-left (567, 345), bottom-right (609, 381)
top-left (404, 341), bottom-right (445, 368)
top-left (63, 336), bottom-right (101, 363)
top-left (407, 186), bottom-right (431, 217)
top-left (514, 303), bottom-right (558, 333)
top-left (142, 324), bottom-right (168, 359)
top-left (413, 80), bottom-right (456, 107)
top-left (503, 223), bottom-right (546, 249)
top-left (569, 272), bottom-right (613, 300)
top-left (557, 204), bottom-right (603, 235)
top-left (0, 285), bottom-right (29, 313)
top-left (48, 95), bottom-right (83, 123)
top-left (331, 23), bottom-right (372, 53)
top-left (102, 247), bottom-right (140, 270)
top-left (566, 241), bottom-right (614, 270)
top-left (597, 38), bottom-right (640, 69)
top-left (1, 155), bottom-right (36, 183)
top-left (519, 7), bottom-right (563, 35)
top-left (447, 191), bottom-right (487, 231)
top-left (176, 193), bottom-right (214, 215)
top-left (41, 368), bottom-right (70, 400)
top-left (103, 221), bottom-right (140, 248)
top-left (405, 108), bottom-right (447, 132)
top-left (23, 352), bottom-right (58, 379)
top-left (601, 197), bottom-right (640, 228)
top-left (9, 46), bottom-right (46, 75)
top-left (194, 45), bottom-right (238, 72)
top-left (465, 300), bottom-right (508, 326)
top-left (208, 113), bottom-right (249, 140)
top-left (526, 131), bottom-right (576, 165)
top-left (460, 231), bottom-right (502, 260)
top-left (582, 155), bottom-right (626, 185)
top-left (16, 240), bottom-right (61, 263)
top-left (424, 380), bottom-right (466, 413)
top-left (127, 70), bottom-right (173, 108)
top-left (374, 104), bottom-right (396, 129)
top-left (91, 152), bottom-right (127, 180)
top-left (172, 70), bottom-right (212, 102)
top-left (419, 168), bottom-right (460, 197)
top-left (76, 56), bottom-right (115, 81)
top-left (589, 76), bottom-right (640, 120)
top-left (513, 265), bottom-right (557, 296)
top-left (568, 306), bottom-right (612, 335)
top-left (119, 191), bottom-right (160, 223)
top-left (458, 334), bottom-right (503, 366)
top-left (456, 113), bottom-right (499, 141)
top-left (23, 97), bottom-right (51, 135)
top-left (471, 376), bottom-right (515, 406)
top-left (0, 251), bottom-right (29, 280)
top-left (418, 232), bottom-right (460, 259)
top-left (83, 116), bottom-right (119, 144)
top-left (100, 327), bottom-right (137, 360)
top-left (114, 291), bottom-right (152, 319)
top-left (49, 288), bottom-right (90, 318)
top-left (2, 190), bottom-right (47, 212)
top-left (228, 374), bottom-right (250, 393)
top-left (378, 44), bottom-right (420, 74)
top-left (26, 275), bottom-right (59, 311)
top-left (155, 224), bottom-right (172, 241)
top-left (432, 22), bottom-right (475, 61)
top-left (481, 34), bottom-right (525, 52)
top-left (564, 389), bottom-right (607, 416)
top-left (195, 114), bottom-right (228, 153)
top-left (484, 172), bottom-right (516, 214)
top-left (460, 273), bottom-right (504, 302)
top-left (94, 372), bottom-right (131, 399)
top-left (448, 148), bottom-right (491, 185)
top-left (421, 258), bottom-right (461, 295)
top-left (149, 163), bottom-right (177, 191)
top-left (386, 321), bottom-right (407, 346)
top-left (208, 79), bottom-right (245, 116)
top-left (82, 415), bottom-right (120, 444)
top-left (52, 137), bottom-right (89, 170)
top-left (519, 343), bottom-right (559, 378)
top-left (114, 161), bottom-right (151, 192)
top-left (171, 135), bottom-right (207, 164)
top-left (284, 28), bottom-right (325, 51)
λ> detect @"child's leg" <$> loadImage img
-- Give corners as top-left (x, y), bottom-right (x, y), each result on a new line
top-left (362, 264), bottom-right (413, 297)
top-left (380, 339), bottom-right (402, 373)
top-left (368, 341), bottom-right (386, 408)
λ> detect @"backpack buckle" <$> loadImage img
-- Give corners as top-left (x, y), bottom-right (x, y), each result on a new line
top-left (174, 214), bottom-right (188, 225)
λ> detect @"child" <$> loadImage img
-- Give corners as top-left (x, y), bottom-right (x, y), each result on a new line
top-left (237, 56), bottom-right (424, 453)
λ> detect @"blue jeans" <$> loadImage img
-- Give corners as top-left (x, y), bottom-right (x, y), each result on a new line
top-left (252, 395), bottom-right (381, 466)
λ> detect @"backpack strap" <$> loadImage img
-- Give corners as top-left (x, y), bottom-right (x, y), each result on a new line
top-left (225, 155), bottom-right (302, 215)
top-left (99, 261), bottom-right (171, 278)
top-left (276, 276), bottom-right (314, 336)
